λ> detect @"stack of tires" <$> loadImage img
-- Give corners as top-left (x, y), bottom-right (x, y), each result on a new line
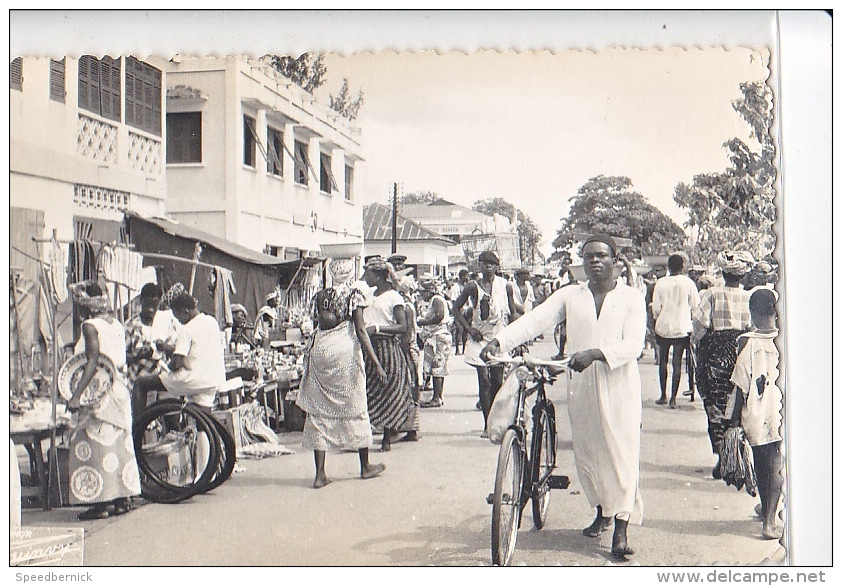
top-left (132, 399), bottom-right (236, 504)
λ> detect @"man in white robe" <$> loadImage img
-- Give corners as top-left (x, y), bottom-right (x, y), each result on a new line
top-left (481, 234), bottom-right (646, 560)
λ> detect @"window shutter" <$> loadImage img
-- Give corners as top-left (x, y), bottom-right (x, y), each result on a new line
top-left (78, 56), bottom-right (102, 116)
top-left (10, 57), bottom-right (23, 91)
top-left (49, 58), bottom-right (65, 102)
top-left (125, 58), bottom-right (136, 128)
top-left (98, 56), bottom-right (121, 122)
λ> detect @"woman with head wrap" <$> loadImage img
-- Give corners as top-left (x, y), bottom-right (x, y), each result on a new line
top-left (65, 281), bottom-right (141, 519)
top-left (295, 257), bottom-right (387, 488)
top-left (417, 278), bottom-right (453, 409)
top-left (691, 249), bottom-right (755, 479)
top-left (395, 275), bottom-right (423, 438)
top-left (361, 256), bottom-right (419, 451)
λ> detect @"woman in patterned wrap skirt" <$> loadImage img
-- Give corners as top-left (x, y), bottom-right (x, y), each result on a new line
top-left (361, 257), bottom-right (419, 452)
top-left (65, 281), bottom-right (141, 520)
top-left (296, 258), bottom-right (386, 488)
top-left (691, 250), bottom-right (755, 479)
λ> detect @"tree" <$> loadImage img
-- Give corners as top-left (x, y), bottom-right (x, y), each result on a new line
top-left (328, 78), bottom-right (365, 121)
top-left (472, 198), bottom-right (544, 266)
top-left (673, 81), bottom-right (776, 265)
top-left (551, 175), bottom-right (686, 260)
top-left (265, 53), bottom-right (327, 94)
top-left (400, 190), bottom-right (439, 205)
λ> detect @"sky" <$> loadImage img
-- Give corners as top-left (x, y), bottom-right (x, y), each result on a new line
top-left (316, 48), bottom-right (770, 255)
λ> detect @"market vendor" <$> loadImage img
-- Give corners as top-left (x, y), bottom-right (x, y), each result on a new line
top-left (125, 283), bottom-right (180, 387)
top-left (132, 293), bottom-right (226, 417)
top-left (229, 303), bottom-right (255, 349)
top-left (253, 290), bottom-right (280, 346)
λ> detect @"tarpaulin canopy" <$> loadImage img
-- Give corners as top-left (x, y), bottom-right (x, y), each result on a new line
top-left (124, 212), bottom-right (321, 320)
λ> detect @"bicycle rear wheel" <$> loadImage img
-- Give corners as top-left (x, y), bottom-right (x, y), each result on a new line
top-left (531, 405), bottom-right (555, 529)
top-left (491, 429), bottom-right (524, 567)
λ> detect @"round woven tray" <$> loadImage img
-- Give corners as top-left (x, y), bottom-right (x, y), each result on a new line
top-left (57, 352), bottom-right (116, 406)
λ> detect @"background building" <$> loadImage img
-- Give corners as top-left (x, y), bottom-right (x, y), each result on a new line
top-left (10, 55), bottom-right (167, 277)
top-left (164, 56), bottom-right (365, 260)
top-left (363, 203), bottom-right (454, 277)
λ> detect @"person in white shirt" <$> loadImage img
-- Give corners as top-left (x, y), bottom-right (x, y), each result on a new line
top-left (651, 254), bottom-right (701, 408)
top-left (512, 267), bottom-right (536, 316)
top-left (132, 293), bottom-right (226, 416)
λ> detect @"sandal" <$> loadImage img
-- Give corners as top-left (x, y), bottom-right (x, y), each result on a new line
top-left (78, 505), bottom-right (112, 521)
top-left (421, 398), bottom-right (443, 408)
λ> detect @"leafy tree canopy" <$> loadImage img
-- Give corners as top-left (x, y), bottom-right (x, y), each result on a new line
top-left (400, 190), bottom-right (440, 205)
top-left (673, 81), bottom-right (776, 265)
top-left (265, 53), bottom-right (326, 94)
top-left (328, 78), bottom-right (365, 122)
top-left (552, 175), bottom-right (686, 260)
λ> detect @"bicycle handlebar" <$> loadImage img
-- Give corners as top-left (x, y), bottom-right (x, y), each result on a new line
top-left (484, 354), bottom-right (570, 370)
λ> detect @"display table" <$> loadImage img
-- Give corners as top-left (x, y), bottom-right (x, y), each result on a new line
top-left (10, 426), bottom-right (67, 510)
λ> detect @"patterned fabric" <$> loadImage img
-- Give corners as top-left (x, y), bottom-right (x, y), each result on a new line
top-left (310, 283), bottom-right (367, 326)
top-left (423, 329), bottom-right (452, 377)
top-left (716, 250), bottom-right (755, 276)
top-left (125, 316), bottom-right (171, 384)
top-left (297, 321), bottom-right (372, 451)
top-left (70, 317), bottom-right (140, 505)
top-left (68, 422), bottom-right (141, 505)
top-left (696, 329), bottom-right (742, 454)
top-left (328, 258), bottom-right (355, 285)
top-left (692, 286), bottom-right (752, 339)
top-left (364, 335), bottom-right (416, 430)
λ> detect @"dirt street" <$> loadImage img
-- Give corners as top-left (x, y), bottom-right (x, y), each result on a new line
top-left (21, 334), bottom-right (785, 566)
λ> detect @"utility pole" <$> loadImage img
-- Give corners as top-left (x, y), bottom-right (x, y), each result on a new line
top-left (391, 182), bottom-right (398, 254)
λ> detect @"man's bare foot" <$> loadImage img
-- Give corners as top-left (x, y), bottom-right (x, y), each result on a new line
top-left (669, 401), bottom-right (678, 409)
top-left (762, 523), bottom-right (782, 540)
top-left (313, 477), bottom-right (331, 489)
top-left (379, 442), bottom-right (391, 452)
top-left (583, 513), bottom-right (612, 537)
top-left (655, 398), bottom-right (668, 405)
top-left (611, 519), bottom-right (635, 559)
top-left (361, 463), bottom-right (386, 479)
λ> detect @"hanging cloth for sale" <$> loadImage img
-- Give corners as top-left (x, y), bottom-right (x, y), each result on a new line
top-left (68, 239), bottom-right (97, 283)
top-left (209, 266), bottom-right (236, 329)
top-left (46, 235), bottom-right (68, 305)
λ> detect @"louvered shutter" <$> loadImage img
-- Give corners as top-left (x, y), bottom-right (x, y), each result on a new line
top-left (10, 57), bottom-right (23, 91)
top-left (78, 56), bottom-right (102, 116)
top-left (99, 56), bottom-right (121, 122)
top-left (49, 58), bottom-right (65, 102)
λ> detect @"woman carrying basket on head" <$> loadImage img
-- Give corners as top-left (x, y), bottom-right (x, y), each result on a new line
top-left (65, 281), bottom-right (141, 520)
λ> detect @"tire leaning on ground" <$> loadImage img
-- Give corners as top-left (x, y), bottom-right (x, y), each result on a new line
top-left (530, 406), bottom-right (553, 529)
top-left (132, 399), bottom-right (221, 503)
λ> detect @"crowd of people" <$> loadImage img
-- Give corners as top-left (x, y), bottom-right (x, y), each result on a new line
top-left (60, 239), bottom-right (782, 561)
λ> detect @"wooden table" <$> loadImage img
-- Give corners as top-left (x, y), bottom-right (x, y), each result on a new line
top-left (10, 426), bottom-right (66, 510)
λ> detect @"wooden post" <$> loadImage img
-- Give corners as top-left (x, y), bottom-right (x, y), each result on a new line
top-left (188, 242), bottom-right (203, 296)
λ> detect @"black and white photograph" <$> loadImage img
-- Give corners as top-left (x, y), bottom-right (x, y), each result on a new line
top-left (6, 9), bottom-right (832, 575)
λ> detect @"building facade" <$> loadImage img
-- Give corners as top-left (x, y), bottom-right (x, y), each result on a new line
top-left (10, 55), bottom-right (167, 261)
top-left (163, 56), bottom-right (364, 260)
top-left (363, 204), bottom-right (454, 277)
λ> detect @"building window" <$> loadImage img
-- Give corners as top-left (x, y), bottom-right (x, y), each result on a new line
top-left (345, 165), bottom-right (354, 201)
top-left (78, 56), bottom-right (121, 122)
top-left (294, 139), bottom-right (311, 186)
top-left (166, 112), bottom-right (202, 164)
top-left (10, 57), bottom-right (22, 91)
top-left (267, 127), bottom-right (284, 177)
top-left (319, 152), bottom-right (338, 194)
top-left (125, 57), bottom-right (162, 136)
top-left (49, 58), bottom-right (65, 102)
top-left (243, 115), bottom-right (256, 167)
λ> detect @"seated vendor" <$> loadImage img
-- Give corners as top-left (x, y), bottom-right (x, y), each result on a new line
top-left (253, 291), bottom-right (280, 347)
top-left (132, 293), bottom-right (226, 417)
top-left (229, 303), bottom-right (255, 349)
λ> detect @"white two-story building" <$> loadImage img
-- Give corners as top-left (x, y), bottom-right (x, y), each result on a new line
top-left (163, 56), bottom-right (364, 260)
top-left (10, 55), bottom-right (167, 273)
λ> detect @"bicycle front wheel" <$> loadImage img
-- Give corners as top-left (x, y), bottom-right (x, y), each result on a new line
top-left (492, 428), bottom-right (524, 567)
top-left (531, 406), bottom-right (555, 529)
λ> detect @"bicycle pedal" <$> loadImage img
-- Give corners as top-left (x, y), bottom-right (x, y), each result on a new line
top-left (548, 475), bottom-right (570, 489)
